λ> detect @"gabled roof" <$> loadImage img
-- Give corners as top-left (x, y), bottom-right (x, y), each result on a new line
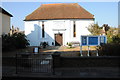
top-left (0, 7), bottom-right (13, 17)
top-left (24, 3), bottom-right (94, 21)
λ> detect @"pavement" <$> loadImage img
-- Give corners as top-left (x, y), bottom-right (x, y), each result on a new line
top-left (2, 65), bottom-right (120, 79)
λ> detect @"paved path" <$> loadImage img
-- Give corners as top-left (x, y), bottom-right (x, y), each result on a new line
top-left (54, 67), bottom-right (120, 78)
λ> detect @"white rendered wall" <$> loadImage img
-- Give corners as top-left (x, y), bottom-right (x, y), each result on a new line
top-left (69, 19), bottom-right (94, 43)
top-left (25, 19), bottom-right (94, 46)
top-left (1, 13), bottom-right (11, 35)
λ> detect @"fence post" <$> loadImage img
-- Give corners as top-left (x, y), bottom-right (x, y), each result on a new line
top-left (52, 51), bottom-right (61, 75)
top-left (16, 53), bottom-right (17, 74)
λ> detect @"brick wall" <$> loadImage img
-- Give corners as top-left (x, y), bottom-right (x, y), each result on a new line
top-left (52, 52), bottom-right (120, 68)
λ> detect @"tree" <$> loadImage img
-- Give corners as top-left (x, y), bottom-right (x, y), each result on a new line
top-left (102, 24), bottom-right (110, 35)
top-left (2, 33), bottom-right (30, 52)
top-left (107, 27), bottom-right (118, 43)
top-left (11, 33), bottom-right (30, 49)
top-left (87, 23), bottom-right (101, 35)
top-left (111, 33), bottom-right (120, 44)
top-left (2, 33), bottom-right (15, 51)
top-left (96, 28), bottom-right (119, 56)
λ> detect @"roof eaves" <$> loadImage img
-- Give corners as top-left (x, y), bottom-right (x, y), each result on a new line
top-left (24, 17), bottom-right (95, 21)
top-left (0, 7), bottom-right (13, 17)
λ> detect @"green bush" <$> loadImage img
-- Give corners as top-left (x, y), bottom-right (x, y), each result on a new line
top-left (97, 33), bottom-right (120, 56)
top-left (111, 33), bottom-right (120, 44)
top-left (11, 33), bottom-right (30, 49)
top-left (40, 42), bottom-right (49, 48)
top-left (67, 42), bottom-right (72, 48)
top-left (2, 34), bottom-right (15, 51)
top-left (97, 43), bottom-right (120, 56)
top-left (2, 33), bottom-right (29, 52)
top-left (107, 36), bottom-right (113, 43)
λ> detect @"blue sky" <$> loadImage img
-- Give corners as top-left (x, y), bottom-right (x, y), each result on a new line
top-left (1, 2), bottom-right (118, 30)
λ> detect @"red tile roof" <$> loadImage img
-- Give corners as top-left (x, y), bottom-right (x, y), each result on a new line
top-left (24, 3), bottom-right (94, 21)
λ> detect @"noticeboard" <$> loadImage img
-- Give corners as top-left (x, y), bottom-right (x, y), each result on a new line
top-left (88, 36), bottom-right (98, 45)
top-left (100, 36), bottom-right (107, 44)
top-left (80, 35), bottom-right (107, 46)
top-left (33, 47), bottom-right (39, 54)
top-left (81, 36), bottom-right (87, 46)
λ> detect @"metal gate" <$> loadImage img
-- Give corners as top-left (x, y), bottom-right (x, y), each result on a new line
top-left (16, 53), bottom-right (53, 74)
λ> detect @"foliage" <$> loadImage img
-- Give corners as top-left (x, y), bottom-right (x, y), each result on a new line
top-left (97, 43), bottom-right (120, 56)
top-left (68, 42), bottom-right (72, 47)
top-left (88, 23), bottom-right (119, 56)
top-left (111, 33), bottom-right (120, 44)
top-left (2, 34), bottom-right (15, 51)
top-left (40, 42), bottom-right (49, 48)
top-left (66, 42), bottom-right (68, 45)
top-left (107, 27), bottom-right (118, 43)
top-left (87, 23), bottom-right (101, 35)
top-left (88, 23), bottom-right (118, 43)
top-left (103, 24), bottom-right (110, 32)
top-left (97, 33), bottom-right (120, 56)
top-left (12, 33), bottom-right (30, 49)
top-left (2, 33), bottom-right (30, 52)
top-left (102, 24), bottom-right (110, 35)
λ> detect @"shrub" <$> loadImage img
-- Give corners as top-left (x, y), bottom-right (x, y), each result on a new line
top-left (11, 33), bottom-right (30, 49)
top-left (2, 34), bottom-right (15, 51)
top-left (68, 42), bottom-right (72, 48)
top-left (97, 43), bottom-right (120, 56)
top-left (40, 42), bottom-right (49, 48)
top-left (97, 33), bottom-right (120, 56)
top-left (2, 33), bottom-right (29, 52)
top-left (111, 33), bottom-right (120, 44)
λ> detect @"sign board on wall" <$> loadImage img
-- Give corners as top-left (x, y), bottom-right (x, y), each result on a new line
top-left (80, 35), bottom-right (107, 46)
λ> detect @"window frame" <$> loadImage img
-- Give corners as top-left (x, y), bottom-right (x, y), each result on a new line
top-left (73, 21), bottom-right (76, 37)
top-left (42, 21), bottom-right (45, 38)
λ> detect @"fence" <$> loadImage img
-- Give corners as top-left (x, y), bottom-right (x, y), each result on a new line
top-left (3, 52), bottom-right (120, 75)
top-left (16, 53), bottom-right (53, 74)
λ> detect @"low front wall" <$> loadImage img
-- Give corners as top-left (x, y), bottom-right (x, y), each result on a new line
top-left (60, 56), bottom-right (120, 67)
top-left (52, 53), bottom-right (120, 68)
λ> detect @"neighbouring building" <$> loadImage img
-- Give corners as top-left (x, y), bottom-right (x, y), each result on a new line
top-left (0, 7), bottom-right (13, 36)
top-left (10, 25), bottom-right (24, 35)
top-left (24, 3), bottom-right (94, 46)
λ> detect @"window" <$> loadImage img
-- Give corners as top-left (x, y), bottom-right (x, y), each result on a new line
top-left (73, 21), bottom-right (76, 37)
top-left (42, 21), bottom-right (45, 38)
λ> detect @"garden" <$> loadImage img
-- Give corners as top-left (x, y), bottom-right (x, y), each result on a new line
top-left (2, 23), bottom-right (120, 57)
top-left (88, 23), bottom-right (120, 56)
top-left (2, 33), bottom-right (29, 52)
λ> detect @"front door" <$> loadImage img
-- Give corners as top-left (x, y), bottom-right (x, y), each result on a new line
top-left (55, 34), bottom-right (63, 46)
